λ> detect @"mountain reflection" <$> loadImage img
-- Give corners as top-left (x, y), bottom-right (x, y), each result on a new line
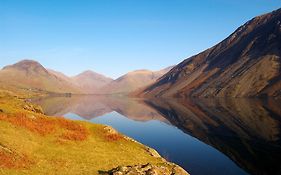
top-left (146, 98), bottom-right (281, 175)
top-left (33, 95), bottom-right (281, 175)
top-left (32, 95), bottom-right (168, 122)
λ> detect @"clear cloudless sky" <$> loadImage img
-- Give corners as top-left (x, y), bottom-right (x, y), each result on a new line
top-left (1, 0), bottom-right (281, 79)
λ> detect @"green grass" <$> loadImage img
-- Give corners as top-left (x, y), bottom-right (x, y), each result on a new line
top-left (0, 90), bottom-right (166, 175)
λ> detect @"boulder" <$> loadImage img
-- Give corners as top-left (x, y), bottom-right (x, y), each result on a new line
top-left (100, 163), bottom-right (189, 175)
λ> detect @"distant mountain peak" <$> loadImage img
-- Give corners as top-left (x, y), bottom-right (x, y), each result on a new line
top-left (2, 59), bottom-right (49, 76)
top-left (101, 66), bottom-right (173, 94)
top-left (72, 70), bottom-right (113, 94)
top-left (75, 70), bottom-right (112, 80)
top-left (80, 70), bottom-right (95, 74)
top-left (0, 59), bottom-right (80, 93)
top-left (78, 70), bottom-right (102, 77)
top-left (3, 59), bottom-right (43, 69)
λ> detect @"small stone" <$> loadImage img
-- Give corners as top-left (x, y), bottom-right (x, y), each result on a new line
top-left (146, 147), bottom-right (161, 158)
top-left (172, 165), bottom-right (189, 175)
top-left (119, 166), bottom-right (129, 172)
top-left (104, 126), bottom-right (118, 134)
top-left (147, 168), bottom-right (157, 175)
top-left (27, 115), bottom-right (36, 119)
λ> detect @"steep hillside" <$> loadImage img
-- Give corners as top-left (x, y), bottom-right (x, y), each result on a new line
top-left (0, 60), bottom-right (80, 94)
top-left (72, 70), bottom-right (113, 94)
top-left (102, 66), bottom-right (173, 94)
top-left (138, 8), bottom-right (281, 98)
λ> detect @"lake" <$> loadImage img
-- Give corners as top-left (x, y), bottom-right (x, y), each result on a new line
top-left (32, 95), bottom-right (281, 175)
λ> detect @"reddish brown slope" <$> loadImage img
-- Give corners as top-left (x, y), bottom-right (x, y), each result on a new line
top-left (138, 8), bottom-right (281, 98)
top-left (0, 60), bottom-right (80, 93)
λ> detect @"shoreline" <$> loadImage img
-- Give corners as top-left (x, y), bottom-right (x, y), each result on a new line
top-left (0, 89), bottom-right (189, 175)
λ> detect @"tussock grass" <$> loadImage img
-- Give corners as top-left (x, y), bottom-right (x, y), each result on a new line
top-left (0, 149), bottom-right (33, 169)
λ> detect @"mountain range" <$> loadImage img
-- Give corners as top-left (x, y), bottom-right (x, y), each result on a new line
top-left (1, 8), bottom-right (281, 98)
top-left (136, 8), bottom-right (281, 98)
top-left (0, 59), bottom-right (171, 95)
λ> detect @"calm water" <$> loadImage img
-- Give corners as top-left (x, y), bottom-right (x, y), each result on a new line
top-left (32, 96), bottom-right (281, 175)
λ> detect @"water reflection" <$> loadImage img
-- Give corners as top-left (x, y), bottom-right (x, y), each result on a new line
top-left (33, 95), bottom-right (167, 122)
top-left (146, 98), bottom-right (281, 175)
top-left (32, 96), bottom-right (281, 175)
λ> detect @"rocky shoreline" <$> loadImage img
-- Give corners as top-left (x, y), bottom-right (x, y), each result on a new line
top-left (102, 126), bottom-right (189, 175)
top-left (101, 163), bottom-right (188, 175)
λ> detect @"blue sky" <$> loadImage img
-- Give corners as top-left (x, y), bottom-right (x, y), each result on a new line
top-left (1, 0), bottom-right (280, 79)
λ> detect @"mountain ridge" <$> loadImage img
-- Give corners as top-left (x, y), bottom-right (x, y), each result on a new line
top-left (0, 59), bottom-right (81, 93)
top-left (0, 59), bottom-right (172, 95)
top-left (136, 8), bottom-right (281, 98)
top-left (101, 66), bottom-right (174, 94)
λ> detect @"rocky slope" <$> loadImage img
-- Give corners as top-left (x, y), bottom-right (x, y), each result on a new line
top-left (101, 66), bottom-right (173, 94)
top-left (138, 8), bottom-right (281, 98)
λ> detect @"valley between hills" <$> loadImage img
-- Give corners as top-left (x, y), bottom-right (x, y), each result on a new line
top-left (1, 7), bottom-right (281, 175)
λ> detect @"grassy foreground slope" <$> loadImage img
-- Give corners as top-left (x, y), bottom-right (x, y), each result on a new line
top-left (0, 90), bottom-right (186, 175)
top-left (0, 90), bottom-right (188, 175)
